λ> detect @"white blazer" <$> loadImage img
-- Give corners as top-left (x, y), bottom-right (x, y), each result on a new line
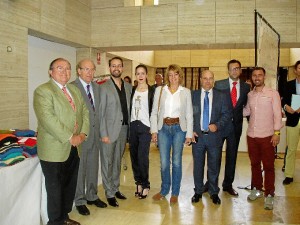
top-left (150, 85), bottom-right (193, 138)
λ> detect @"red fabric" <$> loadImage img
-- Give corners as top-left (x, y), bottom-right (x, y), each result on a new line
top-left (62, 87), bottom-right (76, 111)
top-left (247, 135), bottom-right (275, 196)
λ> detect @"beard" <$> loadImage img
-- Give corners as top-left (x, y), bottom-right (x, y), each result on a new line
top-left (111, 70), bottom-right (122, 78)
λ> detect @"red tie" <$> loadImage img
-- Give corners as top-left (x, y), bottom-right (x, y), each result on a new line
top-left (231, 81), bottom-right (237, 107)
top-left (62, 87), bottom-right (76, 111)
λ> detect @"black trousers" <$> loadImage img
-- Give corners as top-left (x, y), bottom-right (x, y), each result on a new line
top-left (129, 120), bottom-right (151, 188)
top-left (40, 146), bottom-right (80, 225)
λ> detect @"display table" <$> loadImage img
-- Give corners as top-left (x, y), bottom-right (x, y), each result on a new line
top-left (0, 157), bottom-right (42, 225)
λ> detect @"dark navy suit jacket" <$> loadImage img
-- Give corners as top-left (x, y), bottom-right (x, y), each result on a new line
top-left (192, 88), bottom-right (232, 141)
top-left (214, 79), bottom-right (250, 138)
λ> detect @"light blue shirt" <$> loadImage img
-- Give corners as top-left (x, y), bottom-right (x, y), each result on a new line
top-left (296, 79), bottom-right (300, 95)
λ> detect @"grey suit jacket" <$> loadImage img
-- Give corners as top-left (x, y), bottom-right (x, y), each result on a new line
top-left (150, 85), bottom-right (193, 138)
top-left (99, 78), bottom-right (132, 142)
top-left (71, 78), bottom-right (100, 149)
top-left (214, 78), bottom-right (250, 136)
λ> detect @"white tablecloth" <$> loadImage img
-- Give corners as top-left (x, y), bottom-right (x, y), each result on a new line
top-left (0, 157), bottom-right (42, 225)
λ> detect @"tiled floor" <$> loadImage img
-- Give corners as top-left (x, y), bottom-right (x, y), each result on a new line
top-left (69, 145), bottom-right (300, 225)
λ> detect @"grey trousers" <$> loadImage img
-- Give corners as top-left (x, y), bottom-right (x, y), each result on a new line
top-left (100, 125), bottom-right (128, 198)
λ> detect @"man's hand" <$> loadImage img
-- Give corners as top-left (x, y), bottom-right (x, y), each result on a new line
top-left (271, 134), bottom-right (280, 147)
top-left (208, 124), bottom-right (218, 132)
top-left (101, 136), bottom-right (111, 144)
top-left (70, 133), bottom-right (86, 146)
top-left (151, 133), bottom-right (158, 143)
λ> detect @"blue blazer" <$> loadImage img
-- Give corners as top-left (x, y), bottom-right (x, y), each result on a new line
top-left (192, 88), bottom-right (232, 139)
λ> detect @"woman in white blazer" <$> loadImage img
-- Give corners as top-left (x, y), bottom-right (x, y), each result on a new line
top-left (150, 64), bottom-right (193, 204)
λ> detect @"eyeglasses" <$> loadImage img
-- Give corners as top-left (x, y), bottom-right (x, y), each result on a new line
top-left (53, 66), bottom-right (71, 72)
top-left (229, 67), bottom-right (241, 72)
top-left (80, 67), bottom-right (95, 73)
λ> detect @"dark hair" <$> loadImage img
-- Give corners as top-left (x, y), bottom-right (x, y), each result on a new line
top-left (252, 67), bottom-right (266, 74)
top-left (294, 60), bottom-right (300, 69)
top-left (49, 58), bottom-right (71, 70)
top-left (109, 56), bottom-right (123, 67)
top-left (124, 76), bottom-right (132, 83)
top-left (227, 59), bottom-right (241, 70)
top-left (135, 64), bottom-right (148, 74)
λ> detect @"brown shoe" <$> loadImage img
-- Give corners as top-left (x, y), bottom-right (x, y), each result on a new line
top-left (64, 218), bottom-right (81, 225)
top-left (152, 192), bottom-right (165, 200)
top-left (170, 195), bottom-right (178, 204)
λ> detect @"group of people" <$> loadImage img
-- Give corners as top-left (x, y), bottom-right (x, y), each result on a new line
top-left (33, 56), bottom-right (299, 225)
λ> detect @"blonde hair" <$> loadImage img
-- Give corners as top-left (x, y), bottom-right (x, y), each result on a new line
top-left (165, 64), bottom-right (184, 86)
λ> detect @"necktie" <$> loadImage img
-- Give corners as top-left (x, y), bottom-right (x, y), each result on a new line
top-left (231, 81), bottom-right (237, 107)
top-left (62, 86), bottom-right (76, 111)
top-left (87, 84), bottom-right (95, 111)
top-left (203, 91), bottom-right (209, 131)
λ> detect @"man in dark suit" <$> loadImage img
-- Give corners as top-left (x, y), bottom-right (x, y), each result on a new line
top-left (282, 60), bottom-right (300, 185)
top-left (34, 58), bottom-right (89, 225)
top-left (214, 59), bottom-right (250, 196)
top-left (72, 59), bottom-right (107, 216)
top-left (99, 57), bottom-right (132, 207)
top-left (191, 70), bottom-right (231, 205)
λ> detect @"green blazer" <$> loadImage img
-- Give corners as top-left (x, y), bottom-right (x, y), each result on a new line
top-left (34, 79), bottom-right (90, 162)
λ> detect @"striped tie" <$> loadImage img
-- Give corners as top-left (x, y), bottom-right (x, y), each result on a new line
top-left (62, 87), bottom-right (76, 111)
top-left (87, 84), bottom-right (95, 111)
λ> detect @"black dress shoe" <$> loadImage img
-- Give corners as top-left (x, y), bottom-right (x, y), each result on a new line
top-left (223, 187), bottom-right (239, 196)
top-left (191, 193), bottom-right (202, 203)
top-left (211, 194), bottom-right (221, 205)
top-left (115, 191), bottom-right (127, 199)
top-left (107, 197), bottom-right (119, 207)
top-left (283, 177), bottom-right (293, 185)
top-left (76, 205), bottom-right (90, 216)
top-left (87, 198), bottom-right (107, 208)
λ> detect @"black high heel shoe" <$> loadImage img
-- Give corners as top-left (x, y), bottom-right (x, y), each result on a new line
top-left (139, 187), bottom-right (150, 199)
top-left (135, 184), bottom-right (142, 197)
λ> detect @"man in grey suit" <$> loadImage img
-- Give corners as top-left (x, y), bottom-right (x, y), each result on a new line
top-left (99, 57), bottom-right (132, 207)
top-left (214, 59), bottom-right (250, 196)
top-left (71, 59), bottom-right (107, 216)
top-left (191, 70), bottom-right (231, 205)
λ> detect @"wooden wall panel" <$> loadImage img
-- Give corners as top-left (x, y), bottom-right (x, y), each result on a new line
top-left (141, 4), bottom-right (177, 46)
top-left (0, 20), bottom-right (28, 129)
top-left (190, 50), bottom-right (210, 67)
top-left (40, 0), bottom-right (66, 40)
top-left (230, 49), bottom-right (255, 67)
top-left (91, 0), bottom-right (123, 9)
top-left (171, 50), bottom-right (191, 67)
top-left (216, 1), bottom-right (255, 45)
top-left (154, 51), bottom-right (173, 67)
top-left (0, 0), bottom-right (40, 30)
top-left (91, 7), bottom-right (140, 47)
top-left (298, 2), bottom-right (300, 44)
top-left (178, 2), bottom-right (216, 45)
top-left (280, 49), bottom-right (290, 67)
top-left (66, 0), bottom-right (91, 45)
top-left (256, 0), bottom-right (296, 43)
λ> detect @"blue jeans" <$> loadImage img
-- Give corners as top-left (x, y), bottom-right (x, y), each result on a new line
top-left (158, 124), bottom-right (186, 196)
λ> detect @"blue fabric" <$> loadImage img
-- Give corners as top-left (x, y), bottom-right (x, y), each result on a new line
top-left (158, 124), bottom-right (186, 196)
top-left (14, 130), bottom-right (36, 137)
top-left (0, 147), bottom-right (23, 159)
top-left (203, 91), bottom-right (209, 131)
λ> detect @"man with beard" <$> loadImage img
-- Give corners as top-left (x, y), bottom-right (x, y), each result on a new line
top-left (243, 67), bottom-right (282, 210)
top-left (99, 57), bottom-right (132, 207)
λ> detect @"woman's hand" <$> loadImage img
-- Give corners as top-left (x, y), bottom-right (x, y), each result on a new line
top-left (151, 133), bottom-right (158, 143)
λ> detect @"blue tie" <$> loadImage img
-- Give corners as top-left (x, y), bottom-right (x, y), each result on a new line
top-left (87, 84), bottom-right (95, 111)
top-left (203, 91), bottom-right (209, 131)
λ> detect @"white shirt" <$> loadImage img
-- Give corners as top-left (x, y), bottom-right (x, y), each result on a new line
top-left (52, 78), bottom-right (73, 99)
top-left (201, 88), bottom-right (213, 131)
top-left (163, 85), bottom-right (184, 118)
top-left (79, 77), bottom-right (95, 106)
top-left (229, 77), bottom-right (240, 100)
top-left (131, 90), bottom-right (150, 127)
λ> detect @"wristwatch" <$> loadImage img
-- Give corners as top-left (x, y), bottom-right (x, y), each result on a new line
top-left (274, 131), bottom-right (280, 136)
